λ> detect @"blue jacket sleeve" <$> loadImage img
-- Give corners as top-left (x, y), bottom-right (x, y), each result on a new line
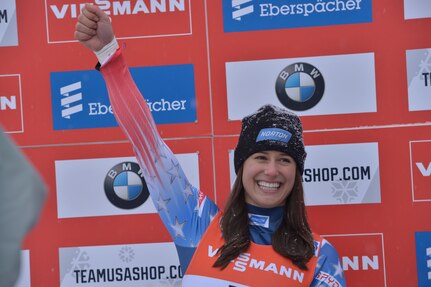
top-left (310, 239), bottom-right (346, 287)
top-left (99, 49), bottom-right (219, 272)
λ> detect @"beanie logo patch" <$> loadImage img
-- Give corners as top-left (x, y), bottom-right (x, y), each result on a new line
top-left (256, 128), bottom-right (292, 143)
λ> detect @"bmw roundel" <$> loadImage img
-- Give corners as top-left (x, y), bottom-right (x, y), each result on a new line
top-left (275, 62), bottom-right (325, 111)
top-left (104, 162), bottom-right (149, 209)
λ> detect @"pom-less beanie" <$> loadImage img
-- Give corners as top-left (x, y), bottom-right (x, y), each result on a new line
top-left (234, 104), bottom-right (306, 175)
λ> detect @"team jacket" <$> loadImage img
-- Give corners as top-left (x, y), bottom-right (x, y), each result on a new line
top-left (183, 212), bottom-right (321, 286)
top-left (99, 47), bottom-right (346, 286)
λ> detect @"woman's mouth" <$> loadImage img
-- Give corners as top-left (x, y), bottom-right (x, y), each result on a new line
top-left (257, 181), bottom-right (281, 190)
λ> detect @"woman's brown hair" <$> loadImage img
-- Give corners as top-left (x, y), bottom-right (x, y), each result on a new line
top-left (213, 166), bottom-right (315, 270)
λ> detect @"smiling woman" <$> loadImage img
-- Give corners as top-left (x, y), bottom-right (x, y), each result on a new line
top-left (242, 150), bottom-right (297, 208)
top-left (211, 105), bottom-right (313, 272)
top-left (74, 4), bottom-right (346, 286)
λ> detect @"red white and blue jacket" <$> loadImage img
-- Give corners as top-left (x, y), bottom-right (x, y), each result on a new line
top-left (99, 48), bottom-right (346, 287)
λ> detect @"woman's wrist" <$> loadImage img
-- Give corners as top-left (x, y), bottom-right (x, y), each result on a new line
top-left (95, 37), bottom-right (119, 65)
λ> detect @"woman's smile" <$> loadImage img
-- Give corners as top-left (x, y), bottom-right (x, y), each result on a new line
top-left (242, 150), bottom-right (297, 208)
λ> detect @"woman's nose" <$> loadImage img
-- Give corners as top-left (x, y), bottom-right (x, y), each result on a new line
top-left (264, 160), bottom-right (279, 176)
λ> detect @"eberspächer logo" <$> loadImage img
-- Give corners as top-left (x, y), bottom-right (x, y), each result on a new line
top-left (275, 62), bottom-right (325, 111)
top-left (232, 0), bottom-right (254, 20)
top-left (104, 162), bottom-right (150, 209)
top-left (223, 0), bottom-right (372, 32)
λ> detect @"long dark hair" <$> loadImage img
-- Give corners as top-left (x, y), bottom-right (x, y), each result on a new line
top-left (213, 166), bottom-right (315, 270)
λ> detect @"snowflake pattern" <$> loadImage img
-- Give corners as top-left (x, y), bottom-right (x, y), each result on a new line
top-left (68, 249), bottom-right (91, 277)
top-left (119, 246), bottom-right (135, 263)
top-left (418, 49), bottom-right (431, 75)
top-left (159, 278), bottom-right (183, 286)
top-left (331, 181), bottom-right (359, 203)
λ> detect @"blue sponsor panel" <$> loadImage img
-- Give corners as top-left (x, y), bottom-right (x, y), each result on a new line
top-left (223, 0), bottom-right (372, 32)
top-left (50, 64), bottom-right (197, 130)
top-left (415, 232), bottom-right (431, 287)
top-left (50, 70), bottom-right (114, 130)
top-left (131, 64), bottom-right (197, 124)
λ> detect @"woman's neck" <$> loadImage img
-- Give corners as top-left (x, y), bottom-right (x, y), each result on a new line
top-left (246, 203), bottom-right (284, 245)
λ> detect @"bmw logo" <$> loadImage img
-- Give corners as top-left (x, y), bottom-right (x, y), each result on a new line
top-left (275, 62), bottom-right (325, 111)
top-left (104, 162), bottom-right (149, 209)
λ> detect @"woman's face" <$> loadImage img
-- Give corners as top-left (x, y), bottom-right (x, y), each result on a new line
top-left (242, 150), bottom-right (297, 208)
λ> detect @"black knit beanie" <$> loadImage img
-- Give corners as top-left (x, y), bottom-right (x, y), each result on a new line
top-left (234, 104), bottom-right (306, 175)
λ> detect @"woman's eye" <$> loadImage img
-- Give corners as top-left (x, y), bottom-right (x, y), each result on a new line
top-left (254, 155), bottom-right (267, 160)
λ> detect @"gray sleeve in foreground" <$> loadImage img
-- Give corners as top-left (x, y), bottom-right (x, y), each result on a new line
top-left (0, 129), bottom-right (48, 287)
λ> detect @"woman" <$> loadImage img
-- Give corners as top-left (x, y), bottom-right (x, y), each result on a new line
top-left (75, 4), bottom-right (346, 286)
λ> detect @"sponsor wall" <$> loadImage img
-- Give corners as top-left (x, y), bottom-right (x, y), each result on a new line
top-left (0, 0), bottom-right (430, 286)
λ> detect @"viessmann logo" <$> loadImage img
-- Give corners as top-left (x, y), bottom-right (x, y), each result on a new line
top-left (223, 0), bottom-right (372, 32)
top-left (0, 96), bottom-right (15, 110)
top-left (0, 74), bottom-right (23, 133)
top-left (324, 233), bottom-right (387, 286)
top-left (207, 245), bottom-right (306, 283)
top-left (410, 140), bottom-right (431, 202)
top-left (45, 0), bottom-right (191, 43)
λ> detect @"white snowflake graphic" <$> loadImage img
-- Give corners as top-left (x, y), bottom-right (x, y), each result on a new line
top-left (331, 181), bottom-right (359, 203)
top-left (119, 246), bottom-right (135, 263)
top-left (68, 249), bottom-right (91, 277)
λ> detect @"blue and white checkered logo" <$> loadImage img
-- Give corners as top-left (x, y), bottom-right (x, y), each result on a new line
top-left (104, 162), bottom-right (149, 209)
top-left (275, 62), bottom-right (325, 111)
top-left (113, 171), bottom-right (143, 201)
top-left (285, 72), bottom-right (316, 102)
